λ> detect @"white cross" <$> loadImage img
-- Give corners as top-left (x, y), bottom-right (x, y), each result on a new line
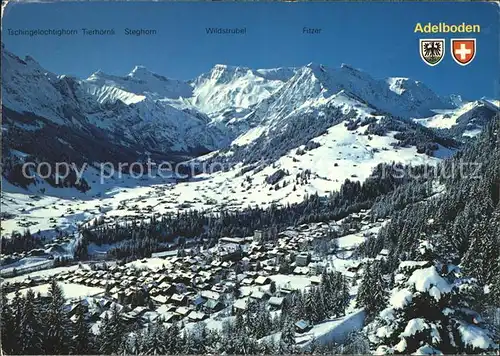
top-left (455, 43), bottom-right (471, 60)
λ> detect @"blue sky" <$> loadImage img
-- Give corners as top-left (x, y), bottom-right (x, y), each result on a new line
top-left (2, 2), bottom-right (498, 99)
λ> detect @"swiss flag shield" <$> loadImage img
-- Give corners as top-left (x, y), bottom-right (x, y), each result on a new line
top-left (451, 39), bottom-right (476, 66)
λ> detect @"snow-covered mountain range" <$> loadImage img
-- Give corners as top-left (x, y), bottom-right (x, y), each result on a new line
top-left (2, 45), bottom-right (499, 194)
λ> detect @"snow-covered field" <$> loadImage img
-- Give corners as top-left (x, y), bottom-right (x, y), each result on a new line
top-left (1, 120), bottom-right (444, 240)
top-left (296, 309), bottom-right (366, 348)
top-left (2, 264), bottom-right (86, 284)
top-left (0, 165), bottom-right (176, 238)
top-left (0, 257), bottom-right (54, 277)
top-left (259, 309), bottom-right (366, 349)
top-left (7, 282), bottom-right (104, 300)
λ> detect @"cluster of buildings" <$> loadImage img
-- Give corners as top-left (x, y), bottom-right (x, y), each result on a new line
top-left (5, 218), bottom-right (385, 332)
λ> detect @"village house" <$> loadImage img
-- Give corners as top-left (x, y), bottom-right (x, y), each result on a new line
top-left (151, 295), bottom-right (169, 305)
top-left (295, 319), bottom-right (312, 333)
top-left (141, 311), bottom-right (160, 324)
top-left (200, 290), bottom-right (221, 301)
top-left (204, 299), bottom-right (224, 313)
top-left (219, 237), bottom-right (246, 245)
top-left (232, 297), bottom-right (250, 314)
top-left (293, 266), bottom-right (309, 275)
top-left (170, 293), bottom-right (188, 305)
top-left (242, 277), bottom-right (254, 286)
top-left (128, 306), bottom-right (149, 319)
top-left (187, 310), bottom-right (207, 322)
top-left (253, 229), bottom-right (265, 243)
top-left (347, 261), bottom-right (364, 273)
top-left (295, 252), bottom-right (310, 267)
top-left (191, 295), bottom-right (206, 309)
top-left (218, 244), bottom-right (242, 262)
top-left (268, 296), bottom-right (284, 310)
top-left (255, 275), bottom-right (271, 285)
top-left (250, 290), bottom-right (270, 302)
top-left (163, 312), bottom-right (181, 324)
top-left (174, 306), bottom-right (191, 318)
top-left (309, 275), bottom-right (322, 285)
top-left (158, 282), bottom-right (176, 295)
top-left (376, 249), bottom-right (390, 261)
top-left (279, 284), bottom-right (297, 296)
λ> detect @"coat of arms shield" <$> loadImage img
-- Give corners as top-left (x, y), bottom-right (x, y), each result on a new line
top-left (419, 39), bottom-right (445, 66)
top-left (451, 38), bottom-right (476, 66)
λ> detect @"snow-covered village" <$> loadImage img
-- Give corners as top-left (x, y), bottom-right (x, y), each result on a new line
top-left (3, 222), bottom-right (372, 352)
top-left (1, 1), bottom-right (499, 355)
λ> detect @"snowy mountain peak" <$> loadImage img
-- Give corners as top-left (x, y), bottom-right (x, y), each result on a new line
top-left (211, 64), bottom-right (245, 71)
top-left (211, 63), bottom-right (250, 72)
top-left (202, 64), bottom-right (297, 85)
top-left (338, 64), bottom-right (374, 81)
top-left (2, 46), bottom-right (475, 175)
top-left (302, 63), bottom-right (329, 76)
top-left (206, 64), bottom-right (252, 83)
top-left (387, 77), bottom-right (427, 94)
top-left (127, 65), bottom-right (163, 81)
top-left (237, 60), bottom-right (459, 132)
top-left (24, 55), bottom-right (39, 65)
top-left (306, 62), bottom-right (323, 69)
top-left (254, 67), bottom-right (297, 81)
top-left (189, 64), bottom-right (294, 115)
top-left (449, 94), bottom-right (465, 107)
top-left (386, 77), bottom-right (456, 111)
top-left (84, 66), bottom-right (193, 101)
top-left (301, 62), bottom-right (373, 86)
top-left (340, 63), bottom-right (363, 73)
top-left (340, 63), bottom-right (358, 71)
top-left (129, 64), bottom-right (148, 74)
top-left (14, 53), bottom-right (55, 79)
top-left (87, 69), bottom-right (116, 81)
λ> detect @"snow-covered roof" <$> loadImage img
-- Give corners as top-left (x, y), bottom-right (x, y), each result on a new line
top-left (255, 275), bottom-right (271, 284)
top-left (233, 297), bottom-right (250, 310)
top-left (187, 311), bottom-right (206, 321)
top-left (200, 290), bottom-right (220, 301)
top-left (251, 290), bottom-right (268, 300)
top-left (268, 296), bottom-right (284, 306)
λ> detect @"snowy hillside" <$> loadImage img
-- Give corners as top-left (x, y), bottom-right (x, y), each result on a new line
top-left (202, 63), bottom-right (460, 152)
top-left (2, 46), bottom-right (494, 216)
top-left (244, 63), bottom-right (455, 121)
top-left (0, 118), bottom-right (450, 239)
top-left (414, 99), bottom-right (499, 137)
